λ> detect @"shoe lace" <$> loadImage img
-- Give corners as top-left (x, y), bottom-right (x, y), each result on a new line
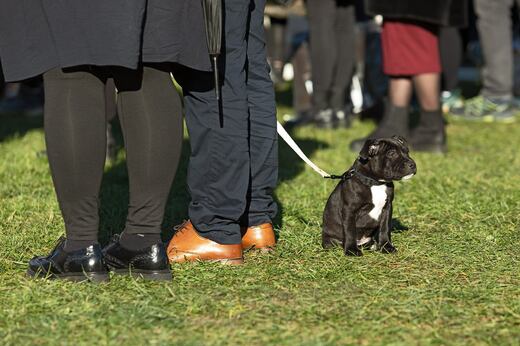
top-left (172, 220), bottom-right (189, 235)
top-left (49, 236), bottom-right (66, 254)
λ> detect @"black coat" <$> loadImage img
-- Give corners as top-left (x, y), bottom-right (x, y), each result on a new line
top-left (364, 0), bottom-right (468, 27)
top-left (0, 0), bottom-right (212, 82)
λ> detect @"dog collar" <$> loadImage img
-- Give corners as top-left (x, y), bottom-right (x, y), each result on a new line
top-left (328, 169), bottom-right (387, 186)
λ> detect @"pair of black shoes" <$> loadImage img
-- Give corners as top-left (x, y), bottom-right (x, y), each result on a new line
top-left (312, 108), bottom-right (352, 129)
top-left (284, 108), bottom-right (352, 130)
top-left (27, 235), bottom-right (172, 282)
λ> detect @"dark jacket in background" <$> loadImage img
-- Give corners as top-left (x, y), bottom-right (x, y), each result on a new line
top-left (0, 0), bottom-right (211, 82)
top-left (365, 0), bottom-right (468, 27)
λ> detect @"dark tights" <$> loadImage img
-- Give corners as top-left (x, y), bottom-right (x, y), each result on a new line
top-left (43, 65), bottom-right (183, 251)
top-left (307, 0), bottom-right (356, 113)
top-left (439, 27), bottom-right (463, 92)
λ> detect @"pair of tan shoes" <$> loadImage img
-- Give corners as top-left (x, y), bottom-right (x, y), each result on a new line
top-left (166, 220), bottom-right (275, 265)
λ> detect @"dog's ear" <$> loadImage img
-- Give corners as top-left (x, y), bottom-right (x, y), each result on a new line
top-left (391, 135), bottom-right (407, 145)
top-left (359, 139), bottom-right (380, 163)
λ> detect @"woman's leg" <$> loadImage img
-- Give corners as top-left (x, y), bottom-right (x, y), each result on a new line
top-left (115, 65), bottom-right (183, 249)
top-left (349, 76), bottom-right (411, 151)
top-left (43, 67), bottom-right (107, 251)
top-left (413, 73), bottom-right (440, 111)
top-left (410, 72), bottom-right (446, 152)
top-left (389, 77), bottom-right (413, 107)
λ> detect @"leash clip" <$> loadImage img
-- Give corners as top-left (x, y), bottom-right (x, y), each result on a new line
top-left (325, 170), bottom-right (354, 181)
top-left (325, 175), bottom-right (343, 180)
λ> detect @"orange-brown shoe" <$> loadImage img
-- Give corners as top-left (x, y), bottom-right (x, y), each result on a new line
top-left (241, 223), bottom-right (276, 251)
top-left (167, 220), bottom-right (244, 264)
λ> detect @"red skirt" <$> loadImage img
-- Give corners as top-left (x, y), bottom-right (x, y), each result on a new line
top-left (381, 20), bottom-right (441, 76)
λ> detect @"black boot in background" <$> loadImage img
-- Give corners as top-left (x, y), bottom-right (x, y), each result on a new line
top-left (314, 108), bottom-right (335, 128)
top-left (349, 101), bottom-right (409, 152)
top-left (333, 106), bottom-right (352, 128)
top-left (409, 109), bottom-right (446, 153)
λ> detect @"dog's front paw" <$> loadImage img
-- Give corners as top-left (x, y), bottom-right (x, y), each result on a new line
top-left (379, 243), bottom-right (397, 254)
top-left (322, 236), bottom-right (341, 249)
top-left (344, 247), bottom-right (363, 256)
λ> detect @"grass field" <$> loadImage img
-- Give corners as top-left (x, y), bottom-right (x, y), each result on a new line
top-left (1, 96), bottom-right (520, 345)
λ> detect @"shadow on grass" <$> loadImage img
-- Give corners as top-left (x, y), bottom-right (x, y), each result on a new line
top-left (0, 113), bottom-right (43, 143)
top-left (98, 119), bottom-right (328, 244)
top-left (391, 218), bottom-right (409, 233)
top-left (0, 94), bottom-right (327, 244)
top-left (98, 123), bottom-right (192, 244)
top-left (275, 82), bottom-right (293, 109)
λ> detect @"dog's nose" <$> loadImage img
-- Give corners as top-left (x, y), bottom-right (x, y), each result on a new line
top-left (407, 161), bottom-right (416, 171)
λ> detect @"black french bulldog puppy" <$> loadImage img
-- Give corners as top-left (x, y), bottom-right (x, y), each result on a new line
top-left (322, 136), bottom-right (416, 256)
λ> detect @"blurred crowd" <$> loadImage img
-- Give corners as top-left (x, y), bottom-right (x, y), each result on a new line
top-left (2, 0), bottom-right (520, 153)
top-left (264, 0), bottom-right (520, 152)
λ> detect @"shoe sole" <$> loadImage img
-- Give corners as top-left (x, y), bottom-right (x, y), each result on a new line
top-left (111, 268), bottom-right (172, 281)
top-left (212, 258), bottom-right (244, 265)
top-left (243, 246), bottom-right (275, 253)
top-left (449, 113), bottom-right (517, 123)
top-left (26, 269), bottom-right (109, 283)
top-left (448, 114), bottom-right (494, 122)
top-left (168, 256), bottom-right (244, 265)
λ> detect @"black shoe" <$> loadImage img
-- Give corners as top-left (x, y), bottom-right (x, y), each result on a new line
top-left (409, 109), bottom-right (447, 153)
top-left (333, 108), bottom-right (352, 128)
top-left (350, 101), bottom-right (409, 152)
top-left (313, 109), bottom-right (335, 128)
top-left (27, 237), bottom-right (109, 282)
top-left (283, 111), bottom-right (314, 130)
top-left (102, 235), bottom-right (172, 281)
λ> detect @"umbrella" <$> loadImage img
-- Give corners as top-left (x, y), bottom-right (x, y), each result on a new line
top-left (201, 0), bottom-right (222, 102)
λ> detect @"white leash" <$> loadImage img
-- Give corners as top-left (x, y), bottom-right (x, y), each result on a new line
top-left (276, 121), bottom-right (332, 178)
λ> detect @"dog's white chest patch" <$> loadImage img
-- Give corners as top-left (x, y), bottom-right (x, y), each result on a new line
top-left (369, 185), bottom-right (387, 221)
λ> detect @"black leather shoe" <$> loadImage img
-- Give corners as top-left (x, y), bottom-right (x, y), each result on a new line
top-left (102, 235), bottom-right (172, 281)
top-left (27, 237), bottom-right (109, 282)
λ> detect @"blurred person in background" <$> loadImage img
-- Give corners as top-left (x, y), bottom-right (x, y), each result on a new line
top-left (265, 0), bottom-right (313, 123)
top-left (439, 27), bottom-right (465, 114)
top-left (0, 77), bottom-right (43, 117)
top-left (451, 0), bottom-right (520, 123)
top-left (284, 1), bottom-right (313, 122)
top-left (350, 0), bottom-right (468, 153)
top-left (265, 0), bottom-right (288, 84)
top-left (307, 0), bottom-right (356, 128)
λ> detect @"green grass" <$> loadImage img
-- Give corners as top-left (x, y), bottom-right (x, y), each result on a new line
top-left (1, 105), bottom-right (520, 345)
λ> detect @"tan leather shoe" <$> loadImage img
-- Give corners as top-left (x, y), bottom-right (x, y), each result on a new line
top-left (241, 223), bottom-right (276, 251)
top-left (167, 220), bottom-right (243, 264)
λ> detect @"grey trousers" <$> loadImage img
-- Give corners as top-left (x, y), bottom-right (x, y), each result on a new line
top-left (475, 0), bottom-right (520, 99)
top-left (177, 0), bottom-right (278, 245)
top-left (307, 0), bottom-right (356, 112)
